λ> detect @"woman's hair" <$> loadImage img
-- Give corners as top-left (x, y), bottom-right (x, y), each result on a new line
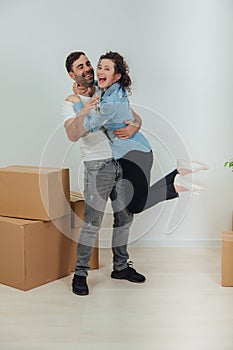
top-left (99, 51), bottom-right (132, 93)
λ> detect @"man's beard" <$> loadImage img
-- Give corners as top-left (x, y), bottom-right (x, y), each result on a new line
top-left (78, 71), bottom-right (94, 87)
top-left (83, 78), bottom-right (94, 87)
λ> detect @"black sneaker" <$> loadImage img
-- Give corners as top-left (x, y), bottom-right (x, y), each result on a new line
top-left (111, 262), bottom-right (146, 283)
top-left (72, 274), bottom-right (89, 296)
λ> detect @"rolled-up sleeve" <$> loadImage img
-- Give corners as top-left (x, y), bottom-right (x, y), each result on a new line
top-left (62, 101), bottom-right (76, 123)
top-left (73, 101), bottom-right (84, 114)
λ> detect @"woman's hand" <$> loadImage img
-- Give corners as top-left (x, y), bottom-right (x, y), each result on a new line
top-left (72, 82), bottom-right (89, 96)
top-left (78, 96), bottom-right (100, 117)
top-left (65, 94), bottom-right (81, 104)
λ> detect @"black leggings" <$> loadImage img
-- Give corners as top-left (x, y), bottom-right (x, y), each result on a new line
top-left (118, 150), bottom-right (179, 214)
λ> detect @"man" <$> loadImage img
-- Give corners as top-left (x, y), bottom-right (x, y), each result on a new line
top-left (63, 51), bottom-right (145, 296)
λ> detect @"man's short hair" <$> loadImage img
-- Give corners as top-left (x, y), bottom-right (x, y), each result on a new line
top-left (65, 51), bottom-right (86, 73)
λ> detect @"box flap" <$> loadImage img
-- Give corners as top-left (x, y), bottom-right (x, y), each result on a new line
top-left (0, 216), bottom-right (41, 226)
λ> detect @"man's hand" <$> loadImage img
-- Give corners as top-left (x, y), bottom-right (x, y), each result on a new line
top-left (114, 120), bottom-right (140, 139)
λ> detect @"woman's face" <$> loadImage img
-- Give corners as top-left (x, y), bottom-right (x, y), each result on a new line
top-left (97, 59), bottom-right (121, 90)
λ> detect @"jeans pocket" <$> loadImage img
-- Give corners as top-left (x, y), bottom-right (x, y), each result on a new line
top-left (84, 159), bottom-right (112, 172)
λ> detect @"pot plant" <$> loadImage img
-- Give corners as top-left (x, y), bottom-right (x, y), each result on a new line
top-left (224, 159), bottom-right (233, 171)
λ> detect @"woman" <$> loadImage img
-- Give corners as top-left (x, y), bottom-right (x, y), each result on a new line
top-left (72, 51), bottom-right (207, 214)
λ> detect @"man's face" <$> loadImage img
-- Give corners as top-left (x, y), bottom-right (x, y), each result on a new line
top-left (69, 55), bottom-right (94, 88)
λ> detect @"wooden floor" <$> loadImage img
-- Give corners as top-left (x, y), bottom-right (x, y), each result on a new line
top-left (1, 247), bottom-right (233, 350)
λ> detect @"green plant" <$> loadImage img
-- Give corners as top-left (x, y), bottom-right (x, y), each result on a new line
top-left (224, 159), bottom-right (233, 171)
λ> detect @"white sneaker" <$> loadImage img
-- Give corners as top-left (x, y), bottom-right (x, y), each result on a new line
top-left (177, 159), bottom-right (209, 175)
top-left (174, 174), bottom-right (207, 193)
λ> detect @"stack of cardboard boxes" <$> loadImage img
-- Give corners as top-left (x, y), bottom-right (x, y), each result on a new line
top-left (222, 216), bottom-right (233, 286)
top-left (0, 166), bottom-right (98, 291)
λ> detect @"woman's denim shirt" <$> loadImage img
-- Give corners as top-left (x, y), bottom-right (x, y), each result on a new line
top-left (73, 82), bottom-right (151, 160)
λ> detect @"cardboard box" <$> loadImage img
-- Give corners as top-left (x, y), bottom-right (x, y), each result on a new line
top-left (0, 215), bottom-right (71, 291)
top-left (222, 231), bottom-right (233, 287)
top-left (70, 228), bottom-right (99, 271)
top-left (0, 166), bottom-right (70, 221)
top-left (70, 191), bottom-right (85, 228)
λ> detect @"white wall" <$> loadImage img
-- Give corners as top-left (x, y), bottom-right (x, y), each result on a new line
top-left (0, 0), bottom-right (232, 246)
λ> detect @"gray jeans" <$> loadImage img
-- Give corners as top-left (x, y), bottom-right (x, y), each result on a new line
top-left (75, 158), bottom-right (133, 276)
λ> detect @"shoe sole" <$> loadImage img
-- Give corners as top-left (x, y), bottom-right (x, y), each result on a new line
top-left (72, 289), bottom-right (89, 296)
top-left (111, 275), bottom-right (146, 283)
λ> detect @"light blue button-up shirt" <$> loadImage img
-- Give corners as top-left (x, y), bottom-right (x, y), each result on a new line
top-left (73, 82), bottom-right (151, 160)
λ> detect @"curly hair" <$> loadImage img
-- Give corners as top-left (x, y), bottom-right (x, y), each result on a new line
top-left (98, 51), bottom-right (132, 93)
